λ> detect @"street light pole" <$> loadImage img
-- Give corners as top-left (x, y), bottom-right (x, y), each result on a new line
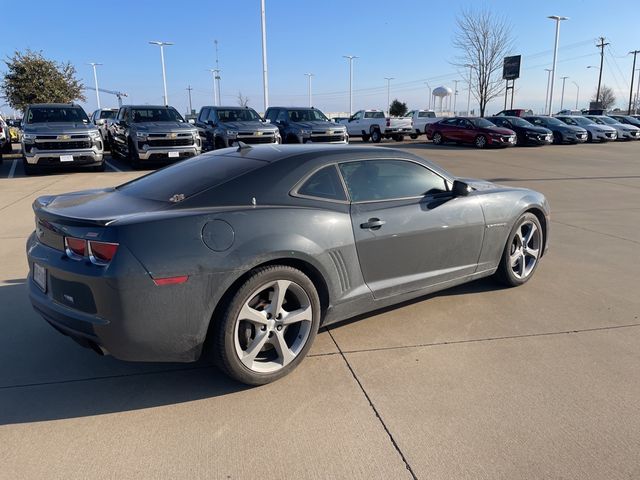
top-left (547, 15), bottom-right (568, 115)
top-left (186, 85), bottom-right (193, 114)
top-left (544, 68), bottom-right (553, 114)
top-left (465, 64), bottom-right (474, 115)
top-left (88, 63), bottom-right (102, 109)
top-left (214, 40), bottom-right (222, 106)
top-left (384, 77), bottom-right (394, 115)
top-left (425, 82), bottom-right (432, 110)
top-left (452, 79), bottom-right (460, 115)
top-left (304, 73), bottom-right (314, 107)
top-left (560, 76), bottom-right (569, 110)
top-left (149, 41), bottom-right (173, 105)
top-left (572, 81), bottom-right (580, 110)
top-left (343, 55), bottom-right (358, 115)
top-left (260, 0), bottom-right (269, 112)
top-left (208, 69), bottom-right (219, 105)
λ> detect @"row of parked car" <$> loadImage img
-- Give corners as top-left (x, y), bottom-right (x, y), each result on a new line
top-left (5, 101), bottom-right (640, 174)
top-left (422, 109), bottom-right (640, 149)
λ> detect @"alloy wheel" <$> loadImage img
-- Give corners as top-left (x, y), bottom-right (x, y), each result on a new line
top-left (233, 279), bottom-right (313, 373)
top-left (509, 220), bottom-right (541, 280)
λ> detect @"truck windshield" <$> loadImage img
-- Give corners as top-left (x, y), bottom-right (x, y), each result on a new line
top-left (100, 111), bottom-right (117, 119)
top-left (470, 118), bottom-right (495, 128)
top-left (287, 109), bottom-right (329, 122)
top-left (216, 109), bottom-right (261, 122)
top-left (27, 107), bottom-right (89, 124)
top-left (130, 108), bottom-right (184, 123)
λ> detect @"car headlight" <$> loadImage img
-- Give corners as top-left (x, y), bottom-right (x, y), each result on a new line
top-left (136, 132), bottom-right (148, 139)
top-left (89, 130), bottom-right (101, 140)
top-left (23, 133), bottom-right (36, 143)
top-left (300, 129), bottom-right (311, 136)
top-left (226, 130), bottom-right (238, 138)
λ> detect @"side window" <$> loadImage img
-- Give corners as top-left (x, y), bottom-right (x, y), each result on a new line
top-left (208, 109), bottom-right (219, 123)
top-left (122, 108), bottom-right (129, 122)
top-left (296, 165), bottom-right (347, 201)
top-left (457, 119), bottom-right (471, 128)
top-left (443, 118), bottom-right (458, 126)
top-left (265, 109), bottom-right (277, 122)
top-left (199, 108), bottom-right (209, 122)
top-left (339, 160), bottom-right (447, 202)
top-left (276, 110), bottom-right (288, 123)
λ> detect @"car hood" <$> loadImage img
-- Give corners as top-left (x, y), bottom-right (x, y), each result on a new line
top-left (220, 121), bottom-right (279, 133)
top-left (23, 122), bottom-right (97, 135)
top-left (291, 120), bottom-right (346, 131)
top-left (479, 126), bottom-right (514, 135)
top-left (558, 124), bottom-right (587, 133)
top-left (134, 121), bottom-right (197, 133)
top-left (521, 125), bottom-right (552, 134)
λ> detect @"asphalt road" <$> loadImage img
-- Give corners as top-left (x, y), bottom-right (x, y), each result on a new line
top-left (1, 139), bottom-right (639, 479)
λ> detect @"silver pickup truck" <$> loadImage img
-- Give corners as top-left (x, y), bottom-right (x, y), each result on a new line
top-left (21, 103), bottom-right (104, 175)
top-left (109, 105), bottom-right (201, 169)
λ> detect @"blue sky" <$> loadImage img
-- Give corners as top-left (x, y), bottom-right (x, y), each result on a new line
top-left (1, 0), bottom-right (639, 116)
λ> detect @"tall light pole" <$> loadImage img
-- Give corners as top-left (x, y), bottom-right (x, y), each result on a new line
top-left (464, 64), bottom-right (474, 115)
top-left (424, 82), bottom-right (432, 110)
top-left (88, 62), bottom-right (102, 109)
top-left (384, 77), bottom-right (394, 114)
top-left (260, 0), bottom-right (269, 112)
top-left (304, 73), bottom-right (314, 107)
top-left (560, 76), bottom-right (569, 110)
top-left (572, 81), bottom-right (580, 110)
top-left (452, 79), bottom-right (460, 115)
top-left (343, 55), bottom-right (358, 115)
top-left (149, 41), bottom-right (173, 105)
top-left (547, 15), bottom-right (568, 115)
top-left (208, 69), bottom-right (219, 105)
top-left (186, 85), bottom-right (193, 114)
top-left (544, 68), bottom-right (553, 114)
top-left (214, 40), bottom-right (222, 106)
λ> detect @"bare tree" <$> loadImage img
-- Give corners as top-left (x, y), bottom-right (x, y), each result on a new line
top-left (592, 85), bottom-right (616, 109)
top-left (237, 91), bottom-right (249, 107)
top-left (452, 9), bottom-right (515, 117)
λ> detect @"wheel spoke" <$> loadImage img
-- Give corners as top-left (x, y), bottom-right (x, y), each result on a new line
top-left (510, 252), bottom-right (520, 268)
top-left (272, 330), bottom-right (295, 367)
top-left (270, 280), bottom-right (290, 317)
top-left (518, 253), bottom-right (526, 277)
top-left (524, 223), bottom-right (538, 246)
top-left (239, 303), bottom-right (268, 326)
top-left (241, 329), bottom-right (269, 367)
top-left (516, 227), bottom-right (525, 245)
top-left (281, 305), bottom-right (312, 325)
top-left (525, 247), bottom-right (539, 260)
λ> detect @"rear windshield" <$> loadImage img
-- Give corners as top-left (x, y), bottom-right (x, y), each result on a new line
top-left (418, 111), bottom-right (435, 118)
top-left (100, 111), bottom-right (117, 119)
top-left (27, 107), bottom-right (89, 124)
top-left (116, 154), bottom-right (266, 202)
top-left (364, 111), bottom-right (385, 119)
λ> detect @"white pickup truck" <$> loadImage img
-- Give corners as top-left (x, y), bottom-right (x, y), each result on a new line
top-left (340, 109), bottom-right (413, 143)
top-left (404, 110), bottom-right (440, 138)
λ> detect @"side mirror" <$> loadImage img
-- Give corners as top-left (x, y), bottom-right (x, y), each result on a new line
top-left (452, 180), bottom-right (471, 197)
top-left (264, 119), bottom-right (271, 123)
top-left (96, 119), bottom-right (105, 125)
top-left (188, 118), bottom-right (195, 124)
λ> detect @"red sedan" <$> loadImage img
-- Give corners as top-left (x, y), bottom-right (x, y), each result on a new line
top-left (426, 117), bottom-right (517, 148)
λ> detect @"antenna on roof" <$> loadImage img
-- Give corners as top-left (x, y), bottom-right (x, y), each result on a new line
top-left (236, 141), bottom-right (252, 152)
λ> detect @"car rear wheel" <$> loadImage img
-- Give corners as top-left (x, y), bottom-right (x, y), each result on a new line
top-left (409, 134), bottom-right (418, 139)
top-left (474, 135), bottom-right (487, 149)
top-left (212, 265), bottom-right (321, 385)
top-left (392, 134), bottom-right (404, 142)
top-left (552, 131), bottom-right (562, 144)
top-left (587, 131), bottom-right (593, 143)
top-left (127, 139), bottom-right (141, 169)
top-left (370, 129), bottom-right (382, 143)
top-left (361, 134), bottom-right (370, 142)
top-left (495, 212), bottom-right (543, 287)
top-left (432, 132), bottom-right (443, 145)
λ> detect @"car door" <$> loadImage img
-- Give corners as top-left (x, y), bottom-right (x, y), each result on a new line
top-left (340, 159), bottom-right (485, 299)
top-left (347, 110), bottom-right (363, 135)
top-left (456, 118), bottom-right (476, 143)
top-left (439, 118), bottom-right (460, 141)
top-left (112, 108), bottom-right (128, 150)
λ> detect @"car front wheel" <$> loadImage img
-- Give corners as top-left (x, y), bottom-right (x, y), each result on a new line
top-left (495, 212), bottom-right (543, 287)
top-left (212, 265), bottom-right (321, 385)
top-left (474, 135), bottom-right (487, 149)
top-left (432, 132), bottom-right (443, 145)
top-left (370, 129), bottom-right (382, 143)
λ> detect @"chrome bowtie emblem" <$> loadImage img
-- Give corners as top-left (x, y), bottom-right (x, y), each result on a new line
top-left (57, 134), bottom-right (71, 140)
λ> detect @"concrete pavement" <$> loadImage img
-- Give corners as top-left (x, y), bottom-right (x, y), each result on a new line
top-left (1, 140), bottom-right (639, 479)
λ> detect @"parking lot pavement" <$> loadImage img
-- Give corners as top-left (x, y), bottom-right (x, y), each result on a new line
top-left (1, 140), bottom-right (640, 479)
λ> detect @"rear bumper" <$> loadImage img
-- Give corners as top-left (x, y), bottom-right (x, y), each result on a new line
top-left (384, 127), bottom-right (413, 135)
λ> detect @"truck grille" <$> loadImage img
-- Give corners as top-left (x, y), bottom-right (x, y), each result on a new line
top-left (36, 141), bottom-right (92, 150)
top-left (234, 135), bottom-right (275, 144)
top-left (309, 135), bottom-right (345, 143)
top-left (145, 138), bottom-right (194, 147)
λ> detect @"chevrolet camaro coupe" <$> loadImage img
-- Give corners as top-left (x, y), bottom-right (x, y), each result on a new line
top-left (27, 145), bottom-right (549, 385)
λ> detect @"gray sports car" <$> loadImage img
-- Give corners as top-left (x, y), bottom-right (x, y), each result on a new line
top-left (26, 144), bottom-right (550, 385)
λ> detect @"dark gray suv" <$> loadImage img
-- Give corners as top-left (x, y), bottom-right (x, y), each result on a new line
top-left (196, 106), bottom-right (280, 150)
top-left (264, 107), bottom-right (348, 144)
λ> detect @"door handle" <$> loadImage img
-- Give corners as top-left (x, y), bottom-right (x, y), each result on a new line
top-left (360, 218), bottom-right (386, 230)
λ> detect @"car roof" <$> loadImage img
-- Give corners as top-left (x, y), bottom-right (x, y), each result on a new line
top-left (266, 106), bottom-right (321, 110)
top-left (201, 106), bottom-right (254, 110)
top-left (124, 105), bottom-right (176, 109)
top-left (28, 103), bottom-right (82, 108)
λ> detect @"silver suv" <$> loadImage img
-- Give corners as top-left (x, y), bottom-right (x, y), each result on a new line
top-left (21, 104), bottom-right (104, 175)
top-left (108, 105), bottom-right (201, 169)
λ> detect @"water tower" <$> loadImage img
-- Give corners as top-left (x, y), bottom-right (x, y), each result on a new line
top-left (432, 86), bottom-right (452, 114)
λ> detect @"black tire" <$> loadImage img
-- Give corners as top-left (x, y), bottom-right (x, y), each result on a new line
top-left (409, 134), bottom-right (418, 140)
top-left (92, 163), bottom-right (106, 172)
top-left (370, 128), bottom-right (382, 143)
top-left (432, 131), bottom-right (443, 145)
top-left (474, 135), bottom-right (488, 149)
top-left (495, 212), bottom-right (543, 287)
top-left (552, 131), bottom-right (563, 144)
top-left (127, 139), bottom-right (141, 169)
top-left (361, 134), bottom-right (370, 142)
top-left (23, 159), bottom-right (38, 176)
top-left (214, 136), bottom-right (227, 149)
top-left (286, 134), bottom-right (301, 144)
top-left (392, 134), bottom-right (404, 142)
top-left (211, 265), bottom-right (321, 385)
top-left (587, 131), bottom-right (593, 143)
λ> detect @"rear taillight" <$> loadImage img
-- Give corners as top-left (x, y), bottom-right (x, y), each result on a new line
top-left (64, 236), bottom-right (118, 265)
top-left (386, 118), bottom-right (391, 127)
top-left (64, 237), bottom-right (86, 259)
top-left (88, 241), bottom-right (119, 265)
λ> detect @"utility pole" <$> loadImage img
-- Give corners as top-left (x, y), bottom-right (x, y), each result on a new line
top-left (595, 36), bottom-right (609, 105)
top-left (635, 68), bottom-right (640, 114)
top-left (186, 85), bottom-right (193, 114)
top-left (572, 81), bottom-right (580, 110)
top-left (260, 0), bottom-right (269, 111)
top-left (560, 76), bottom-right (569, 110)
top-left (547, 15), bottom-right (569, 115)
top-left (88, 63), bottom-right (102, 109)
top-left (453, 79), bottom-right (459, 115)
top-left (214, 40), bottom-right (222, 106)
top-left (544, 69), bottom-right (553, 114)
top-left (304, 73), bottom-right (314, 107)
top-left (628, 50), bottom-right (639, 114)
top-left (465, 64), bottom-right (474, 115)
top-left (384, 77), bottom-right (394, 115)
top-left (343, 55), bottom-right (358, 115)
top-left (208, 69), bottom-right (219, 105)
top-left (425, 82), bottom-right (432, 110)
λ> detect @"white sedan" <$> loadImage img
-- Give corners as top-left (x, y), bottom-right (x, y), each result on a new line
top-left (585, 115), bottom-right (640, 141)
top-left (555, 115), bottom-right (617, 143)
